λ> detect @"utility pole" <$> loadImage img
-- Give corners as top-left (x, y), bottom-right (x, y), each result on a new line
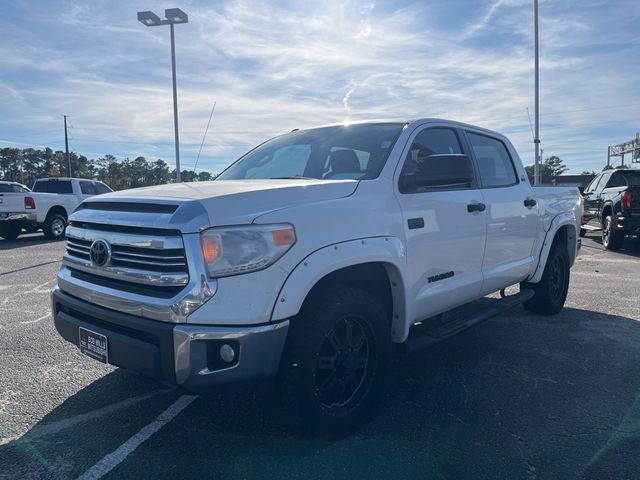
top-left (533, 0), bottom-right (540, 185)
top-left (63, 115), bottom-right (71, 178)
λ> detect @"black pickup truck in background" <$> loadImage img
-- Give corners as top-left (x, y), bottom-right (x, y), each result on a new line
top-left (582, 168), bottom-right (640, 250)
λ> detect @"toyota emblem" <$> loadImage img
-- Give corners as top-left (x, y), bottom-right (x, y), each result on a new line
top-left (89, 239), bottom-right (111, 267)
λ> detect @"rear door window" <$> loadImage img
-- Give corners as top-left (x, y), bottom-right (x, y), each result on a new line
top-left (605, 172), bottom-right (627, 188)
top-left (466, 132), bottom-right (518, 188)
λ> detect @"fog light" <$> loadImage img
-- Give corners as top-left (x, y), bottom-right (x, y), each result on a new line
top-left (219, 344), bottom-right (236, 363)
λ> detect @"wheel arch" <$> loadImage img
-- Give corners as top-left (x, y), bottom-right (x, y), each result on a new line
top-left (601, 202), bottom-right (613, 222)
top-left (528, 215), bottom-right (578, 284)
top-left (271, 237), bottom-right (408, 342)
top-left (45, 205), bottom-right (69, 221)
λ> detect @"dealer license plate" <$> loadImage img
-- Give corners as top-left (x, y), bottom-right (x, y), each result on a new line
top-left (78, 327), bottom-right (109, 364)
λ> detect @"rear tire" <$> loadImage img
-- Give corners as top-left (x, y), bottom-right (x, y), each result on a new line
top-left (602, 215), bottom-right (623, 251)
top-left (522, 240), bottom-right (570, 315)
top-left (0, 222), bottom-right (21, 240)
top-left (43, 213), bottom-right (66, 239)
top-left (276, 286), bottom-right (391, 434)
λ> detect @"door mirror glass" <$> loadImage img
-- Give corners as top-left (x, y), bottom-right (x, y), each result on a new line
top-left (399, 154), bottom-right (474, 193)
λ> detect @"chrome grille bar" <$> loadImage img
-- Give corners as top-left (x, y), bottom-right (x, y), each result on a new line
top-left (64, 224), bottom-right (189, 288)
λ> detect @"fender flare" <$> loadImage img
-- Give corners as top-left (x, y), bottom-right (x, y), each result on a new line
top-left (270, 236), bottom-right (409, 342)
top-left (600, 201), bottom-right (614, 221)
top-left (528, 213), bottom-right (578, 283)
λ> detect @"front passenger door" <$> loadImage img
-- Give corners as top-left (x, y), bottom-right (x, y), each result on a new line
top-left (394, 126), bottom-right (487, 324)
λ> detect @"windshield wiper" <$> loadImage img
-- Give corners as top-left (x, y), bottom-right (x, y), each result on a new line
top-left (269, 176), bottom-right (317, 180)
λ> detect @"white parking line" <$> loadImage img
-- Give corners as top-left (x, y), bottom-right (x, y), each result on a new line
top-left (76, 394), bottom-right (198, 480)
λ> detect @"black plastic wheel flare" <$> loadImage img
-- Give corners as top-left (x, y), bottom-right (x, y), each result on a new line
top-left (314, 316), bottom-right (373, 409)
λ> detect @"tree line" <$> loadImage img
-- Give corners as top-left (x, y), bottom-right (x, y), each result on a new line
top-left (0, 147), bottom-right (215, 191)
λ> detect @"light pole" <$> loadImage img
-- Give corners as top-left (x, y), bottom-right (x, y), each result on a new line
top-left (137, 8), bottom-right (188, 182)
top-left (533, 0), bottom-right (540, 185)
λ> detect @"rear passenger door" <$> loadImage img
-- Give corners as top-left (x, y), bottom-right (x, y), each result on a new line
top-left (464, 131), bottom-right (539, 294)
top-left (394, 126), bottom-right (487, 323)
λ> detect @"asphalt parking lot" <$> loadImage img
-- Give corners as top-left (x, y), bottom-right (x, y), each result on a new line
top-left (1, 233), bottom-right (639, 479)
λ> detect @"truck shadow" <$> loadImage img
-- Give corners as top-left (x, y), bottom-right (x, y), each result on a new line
top-left (3, 307), bottom-right (640, 479)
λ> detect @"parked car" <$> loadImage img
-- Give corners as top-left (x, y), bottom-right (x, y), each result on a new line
top-left (581, 168), bottom-right (640, 250)
top-left (50, 119), bottom-right (581, 432)
top-left (0, 177), bottom-right (112, 240)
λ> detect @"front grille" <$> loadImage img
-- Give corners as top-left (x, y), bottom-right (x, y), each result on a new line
top-left (63, 223), bottom-right (190, 296)
top-left (66, 237), bottom-right (187, 273)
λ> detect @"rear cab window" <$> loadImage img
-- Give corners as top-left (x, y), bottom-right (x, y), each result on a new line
top-left (466, 132), bottom-right (518, 188)
top-left (32, 179), bottom-right (73, 194)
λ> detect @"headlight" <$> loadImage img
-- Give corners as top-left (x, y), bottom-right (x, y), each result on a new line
top-left (200, 224), bottom-right (296, 278)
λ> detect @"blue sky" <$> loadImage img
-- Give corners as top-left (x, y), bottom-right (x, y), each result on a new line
top-left (1, 0), bottom-right (638, 174)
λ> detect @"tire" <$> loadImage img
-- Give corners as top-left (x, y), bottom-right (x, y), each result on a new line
top-left (276, 286), bottom-right (391, 434)
top-left (0, 222), bottom-right (21, 240)
top-left (522, 240), bottom-right (570, 315)
top-left (43, 213), bottom-right (67, 239)
top-left (602, 215), bottom-right (623, 251)
top-left (579, 228), bottom-right (586, 237)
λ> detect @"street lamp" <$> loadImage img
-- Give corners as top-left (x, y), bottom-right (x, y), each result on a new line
top-left (137, 8), bottom-right (189, 182)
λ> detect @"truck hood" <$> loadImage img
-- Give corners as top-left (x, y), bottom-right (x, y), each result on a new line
top-left (73, 179), bottom-right (358, 232)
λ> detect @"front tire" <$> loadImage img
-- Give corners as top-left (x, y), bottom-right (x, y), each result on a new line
top-left (522, 240), bottom-right (570, 315)
top-left (602, 215), bottom-right (623, 251)
top-left (43, 213), bottom-right (66, 240)
top-left (277, 287), bottom-right (391, 434)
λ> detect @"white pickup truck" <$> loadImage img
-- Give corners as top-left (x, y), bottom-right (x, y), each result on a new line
top-left (0, 177), bottom-right (112, 240)
top-left (51, 119), bottom-right (581, 432)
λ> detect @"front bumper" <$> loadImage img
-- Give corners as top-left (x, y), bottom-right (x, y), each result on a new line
top-left (0, 212), bottom-right (36, 222)
top-left (51, 287), bottom-right (289, 391)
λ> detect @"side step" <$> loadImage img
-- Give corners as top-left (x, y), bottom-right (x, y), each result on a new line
top-left (581, 224), bottom-right (600, 231)
top-left (400, 289), bottom-right (535, 355)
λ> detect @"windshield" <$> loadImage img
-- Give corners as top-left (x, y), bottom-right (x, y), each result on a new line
top-left (217, 123), bottom-right (405, 181)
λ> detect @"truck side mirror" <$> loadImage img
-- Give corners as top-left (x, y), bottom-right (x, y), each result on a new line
top-left (578, 186), bottom-right (585, 195)
top-left (399, 154), bottom-right (474, 193)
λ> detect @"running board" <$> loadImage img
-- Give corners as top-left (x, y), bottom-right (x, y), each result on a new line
top-left (400, 289), bottom-right (535, 355)
top-left (581, 224), bottom-right (600, 231)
